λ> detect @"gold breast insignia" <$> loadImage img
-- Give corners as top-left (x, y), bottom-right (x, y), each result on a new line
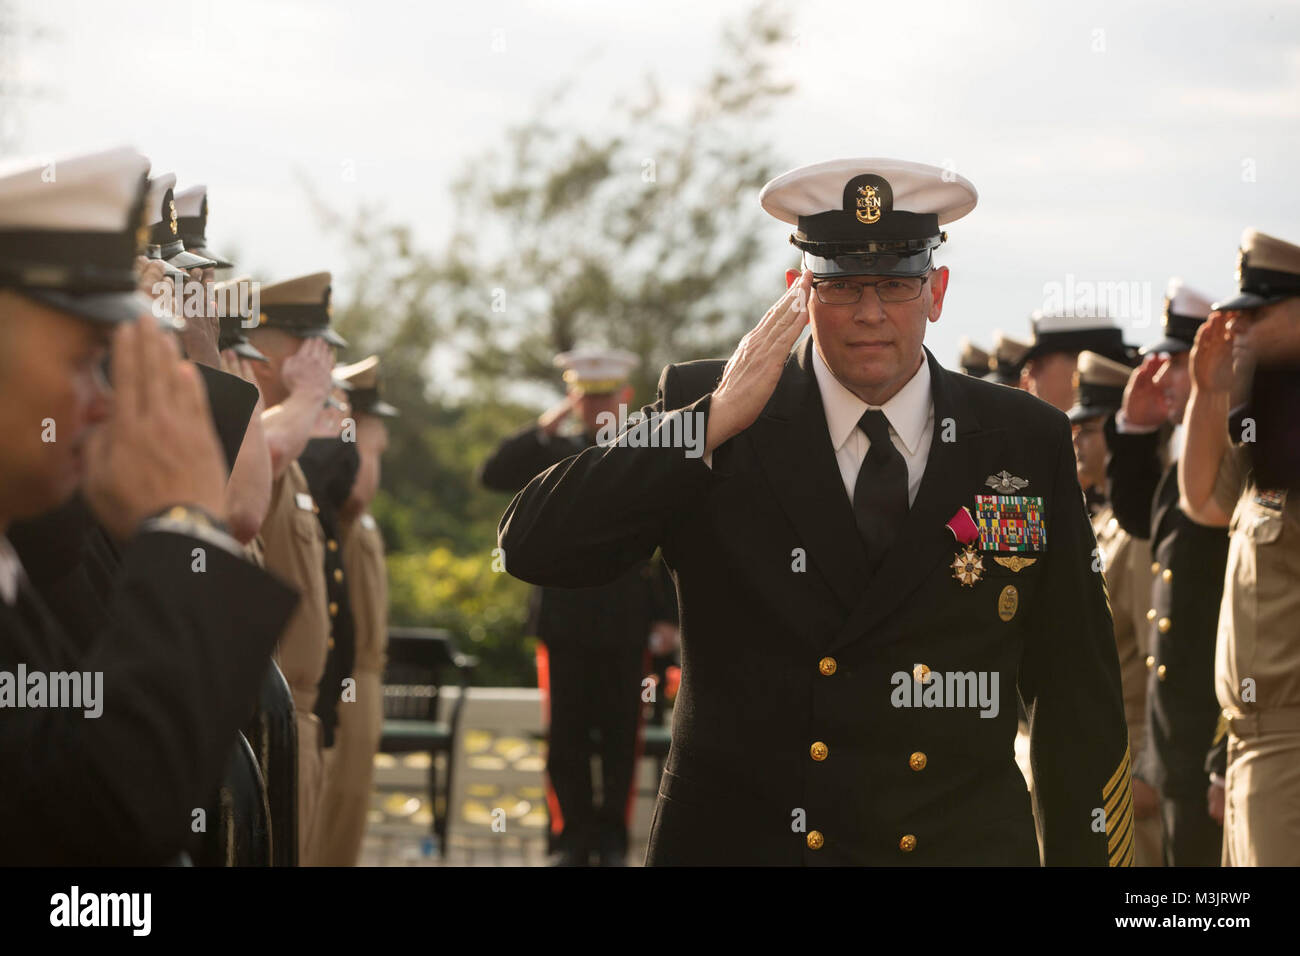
top-left (993, 556), bottom-right (1037, 573)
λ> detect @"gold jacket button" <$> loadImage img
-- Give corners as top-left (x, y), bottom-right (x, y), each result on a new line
top-left (1151, 561), bottom-right (1160, 575)
top-left (912, 664), bottom-right (931, 683)
top-left (1157, 664), bottom-right (1167, 681)
top-left (313, 504), bottom-right (320, 515)
top-left (1158, 617), bottom-right (1172, 634)
top-left (899, 834), bottom-right (917, 853)
top-left (329, 601), bottom-right (339, 616)
top-left (810, 741), bottom-right (829, 762)
top-left (333, 568), bottom-right (344, 583)
top-left (909, 752), bottom-right (927, 771)
top-left (818, 656), bottom-right (837, 676)
top-left (1146, 608), bottom-right (1157, 622)
top-left (328, 637), bottom-right (335, 650)
top-left (806, 830), bottom-right (824, 850)
top-left (1162, 568), bottom-right (1173, 583)
top-left (1146, 655), bottom-right (1155, 670)
top-left (327, 539), bottom-right (339, 552)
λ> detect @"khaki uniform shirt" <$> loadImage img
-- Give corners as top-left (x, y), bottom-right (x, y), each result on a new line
top-left (1095, 505), bottom-right (1155, 757)
top-left (1212, 444), bottom-right (1300, 716)
top-left (261, 462), bottom-right (330, 714)
top-left (342, 512), bottom-right (388, 676)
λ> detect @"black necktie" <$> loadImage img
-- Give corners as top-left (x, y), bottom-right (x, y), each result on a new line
top-left (853, 409), bottom-right (909, 569)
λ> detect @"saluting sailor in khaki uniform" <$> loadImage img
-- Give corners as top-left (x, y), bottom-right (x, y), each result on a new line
top-left (1181, 228), bottom-right (1300, 866)
top-left (247, 271), bottom-right (348, 864)
top-left (1069, 350), bottom-right (1162, 865)
top-left (316, 355), bottom-right (397, 866)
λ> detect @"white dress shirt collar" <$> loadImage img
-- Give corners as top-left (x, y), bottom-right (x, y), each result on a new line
top-left (811, 341), bottom-right (932, 455)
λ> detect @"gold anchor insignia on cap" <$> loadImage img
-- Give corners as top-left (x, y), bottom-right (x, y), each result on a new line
top-left (985, 470), bottom-right (1029, 493)
top-left (951, 545), bottom-right (984, 587)
top-left (168, 199), bottom-right (178, 235)
top-left (855, 184), bottom-right (881, 224)
top-left (993, 556), bottom-right (1037, 573)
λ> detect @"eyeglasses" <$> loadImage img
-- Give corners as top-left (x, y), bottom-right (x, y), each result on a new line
top-left (812, 275), bottom-right (928, 306)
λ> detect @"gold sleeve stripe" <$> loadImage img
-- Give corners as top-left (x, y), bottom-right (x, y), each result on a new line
top-left (1104, 745), bottom-right (1135, 867)
top-left (1108, 801), bottom-right (1134, 856)
top-left (1103, 772), bottom-right (1131, 818)
top-left (1110, 823), bottom-right (1134, 865)
top-left (1104, 746), bottom-right (1131, 799)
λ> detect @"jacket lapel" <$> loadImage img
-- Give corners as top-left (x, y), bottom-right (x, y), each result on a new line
top-left (748, 336), bottom-right (870, 611)
top-left (827, 350), bottom-right (1004, 651)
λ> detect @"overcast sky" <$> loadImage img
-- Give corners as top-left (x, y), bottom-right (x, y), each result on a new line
top-left (7, 0), bottom-right (1299, 376)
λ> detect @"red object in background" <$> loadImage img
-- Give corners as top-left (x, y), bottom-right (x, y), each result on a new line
top-left (785, 269), bottom-right (799, 289)
top-left (946, 506), bottom-right (980, 545)
top-left (534, 643), bottom-right (564, 837)
top-left (665, 665), bottom-right (681, 701)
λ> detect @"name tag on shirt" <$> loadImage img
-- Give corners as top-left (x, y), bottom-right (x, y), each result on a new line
top-left (296, 492), bottom-right (316, 512)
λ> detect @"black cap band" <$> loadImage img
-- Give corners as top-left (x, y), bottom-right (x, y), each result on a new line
top-left (1240, 262), bottom-right (1300, 300)
top-left (0, 229), bottom-right (141, 292)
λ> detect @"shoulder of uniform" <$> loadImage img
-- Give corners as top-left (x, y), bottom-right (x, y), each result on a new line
top-left (659, 358), bottom-right (726, 406)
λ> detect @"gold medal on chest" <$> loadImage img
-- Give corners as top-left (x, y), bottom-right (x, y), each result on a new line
top-left (951, 545), bottom-right (984, 587)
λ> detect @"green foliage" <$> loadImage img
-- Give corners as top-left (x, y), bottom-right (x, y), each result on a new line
top-left (386, 545), bottom-right (536, 688)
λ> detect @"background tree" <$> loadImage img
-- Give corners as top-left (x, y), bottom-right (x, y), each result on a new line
top-left (321, 3), bottom-right (795, 686)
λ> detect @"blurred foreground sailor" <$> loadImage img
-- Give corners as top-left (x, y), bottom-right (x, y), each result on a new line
top-left (1021, 310), bottom-right (1132, 412)
top-left (247, 270), bottom-right (344, 864)
top-left (1069, 351), bottom-right (1162, 865)
top-left (1181, 229), bottom-right (1300, 866)
top-left (484, 347), bottom-right (678, 866)
top-left (0, 147), bottom-right (296, 864)
top-left (316, 355), bottom-right (396, 865)
top-left (1105, 277), bottom-right (1226, 866)
top-left (499, 158), bottom-right (1133, 865)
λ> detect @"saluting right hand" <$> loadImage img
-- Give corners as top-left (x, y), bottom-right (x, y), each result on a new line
top-left (84, 313), bottom-right (227, 540)
top-left (704, 270), bottom-right (812, 456)
top-left (1190, 311), bottom-right (1236, 394)
top-left (1120, 354), bottom-right (1171, 428)
top-left (280, 337), bottom-right (334, 404)
top-left (538, 391), bottom-right (578, 436)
